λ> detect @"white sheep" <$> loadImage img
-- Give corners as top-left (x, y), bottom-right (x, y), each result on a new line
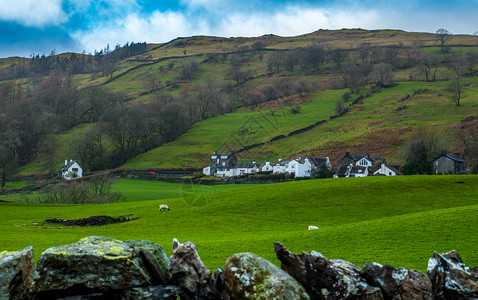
top-left (159, 204), bottom-right (170, 211)
top-left (308, 225), bottom-right (319, 230)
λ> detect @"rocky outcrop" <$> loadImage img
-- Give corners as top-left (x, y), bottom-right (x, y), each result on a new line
top-left (427, 250), bottom-right (478, 299)
top-left (1, 237), bottom-right (477, 300)
top-left (274, 242), bottom-right (381, 299)
top-left (361, 262), bottom-right (433, 299)
top-left (224, 252), bottom-right (310, 299)
top-left (32, 236), bottom-right (172, 299)
top-left (169, 240), bottom-right (228, 299)
top-left (0, 246), bottom-right (35, 300)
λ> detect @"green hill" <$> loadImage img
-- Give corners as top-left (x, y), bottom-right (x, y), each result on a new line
top-left (1, 29), bottom-right (478, 175)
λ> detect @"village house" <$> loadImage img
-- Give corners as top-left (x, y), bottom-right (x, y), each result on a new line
top-left (203, 152), bottom-right (313, 178)
top-left (340, 152), bottom-right (385, 167)
top-left (335, 152), bottom-right (399, 178)
top-left (307, 156), bottom-right (332, 171)
top-left (373, 164), bottom-right (403, 176)
top-left (433, 153), bottom-right (466, 174)
top-left (58, 159), bottom-right (83, 180)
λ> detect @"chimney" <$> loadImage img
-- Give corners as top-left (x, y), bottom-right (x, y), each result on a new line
top-left (65, 160), bottom-right (68, 165)
top-left (70, 159), bottom-right (73, 163)
top-left (278, 158), bottom-right (282, 162)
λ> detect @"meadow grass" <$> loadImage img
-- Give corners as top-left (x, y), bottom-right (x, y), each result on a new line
top-left (1, 175), bottom-right (477, 273)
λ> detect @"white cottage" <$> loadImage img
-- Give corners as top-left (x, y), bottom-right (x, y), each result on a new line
top-left (373, 164), bottom-right (403, 176)
top-left (287, 159), bottom-right (312, 177)
top-left (58, 159), bottom-right (83, 180)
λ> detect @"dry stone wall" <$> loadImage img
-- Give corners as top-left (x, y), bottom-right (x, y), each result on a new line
top-left (0, 236), bottom-right (477, 299)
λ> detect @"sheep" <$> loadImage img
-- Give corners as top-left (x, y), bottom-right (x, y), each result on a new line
top-left (159, 204), bottom-right (170, 211)
top-left (308, 225), bottom-right (319, 230)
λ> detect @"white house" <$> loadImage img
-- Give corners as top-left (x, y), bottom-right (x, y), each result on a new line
top-left (202, 166), bottom-right (211, 176)
top-left (272, 159), bottom-right (289, 174)
top-left (373, 164), bottom-right (403, 176)
top-left (58, 159), bottom-right (83, 180)
top-left (261, 161), bottom-right (273, 172)
top-left (287, 159), bottom-right (312, 177)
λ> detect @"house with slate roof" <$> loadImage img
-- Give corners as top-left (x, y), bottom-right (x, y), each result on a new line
top-left (58, 159), bottom-right (83, 180)
top-left (340, 152), bottom-right (385, 167)
top-left (307, 156), bottom-right (332, 171)
top-left (433, 153), bottom-right (467, 174)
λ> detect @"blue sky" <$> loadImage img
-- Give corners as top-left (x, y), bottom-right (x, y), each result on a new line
top-left (1, 0), bottom-right (477, 58)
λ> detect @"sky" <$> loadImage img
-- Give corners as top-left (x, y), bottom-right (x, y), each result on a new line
top-left (0, 0), bottom-right (477, 58)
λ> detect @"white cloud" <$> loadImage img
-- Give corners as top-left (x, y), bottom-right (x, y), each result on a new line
top-left (72, 10), bottom-right (207, 52)
top-left (70, 3), bottom-right (478, 54)
top-left (0, 0), bottom-right (67, 27)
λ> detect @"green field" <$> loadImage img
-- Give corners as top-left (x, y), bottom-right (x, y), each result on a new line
top-left (1, 176), bottom-right (477, 272)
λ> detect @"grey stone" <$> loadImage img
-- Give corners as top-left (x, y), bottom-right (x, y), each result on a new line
top-left (0, 246), bottom-right (35, 300)
top-left (32, 236), bottom-right (170, 298)
top-left (274, 241), bottom-right (382, 300)
top-left (119, 285), bottom-right (180, 300)
top-left (169, 240), bottom-right (228, 299)
top-left (224, 252), bottom-right (310, 299)
top-left (427, 250), bottom-right (478, 299)
top-left (362, 262), bottom-right (433, 299)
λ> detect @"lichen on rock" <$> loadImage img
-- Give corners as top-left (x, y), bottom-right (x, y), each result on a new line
top-left (224, 252), bottom-right (310, 299)
top-left (0, 246), bottom-right (35, 300)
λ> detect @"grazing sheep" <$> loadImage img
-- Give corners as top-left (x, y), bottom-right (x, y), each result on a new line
top-left (159, 204), bottom-right (170, 211)
top-left (308, 225), bottom-right (319, 230)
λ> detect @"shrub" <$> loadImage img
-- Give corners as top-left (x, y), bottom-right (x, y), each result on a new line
top-left (27, 175), bottom-right (123, 204)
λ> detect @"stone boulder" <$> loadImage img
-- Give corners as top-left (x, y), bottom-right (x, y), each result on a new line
top-left (169, 240), bottom-right (228, 299)
top-left (32, 236), bottom-right (171, 299)
top-left (274, 242), bottom-right (381, 300)
top-left (362, 262), bottom-right (433, 299)
top-left (0, 246), bottom-right (35, 300)
top-left (427, 250), bottom-right (478, 299)
top-left (224, 252), bottom-right (310, 299)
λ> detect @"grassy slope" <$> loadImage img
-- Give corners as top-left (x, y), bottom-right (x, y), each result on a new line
top-left (123, 78), bottom-right (478, 167)
top-left (1, 175), bottom-right (477, 272)
top-left (17, 123), bottom-right (94, 175)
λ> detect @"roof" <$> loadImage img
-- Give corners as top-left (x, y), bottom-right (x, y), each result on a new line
top-left (350, 166), bottom-right (367, 174)
top-left (335, 164), bottom-right (350, 177)
top-left (344, 152), bottom-right (385, 163)
top-left (235, 162), bottom-right (260, 168)
top-left (435, 153), bottom-right (465, 163)
top-left (387, 165), bottom-right (404, 175)
top-left (58, 161), bottom-right (80, 172)
top-left (308, 157), bottom-right (329, 166)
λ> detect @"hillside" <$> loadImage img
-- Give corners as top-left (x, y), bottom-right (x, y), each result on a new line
top-left (1, 29), bottom-right (478, 176)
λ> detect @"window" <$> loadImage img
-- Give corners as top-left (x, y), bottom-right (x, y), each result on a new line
top-left (389, 172), bottom-right (392, 175)
top-left (72, 168), bottom-right (78, 171)
top-left (222, 162), bottom-right (225, 166)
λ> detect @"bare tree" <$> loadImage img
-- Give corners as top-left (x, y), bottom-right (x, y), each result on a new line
top-left (456, 122), bottom-right (478, 173)
top-left (418, 52), bottom-right (440, 81)
top-left (369, 63), bottom-right (395, 87)
top-left (330, 50), bottom-right (348, 69)
top-left (436, 28), bottom-right (451, 53)
top-left (447, 77), bottom-right (466, 106)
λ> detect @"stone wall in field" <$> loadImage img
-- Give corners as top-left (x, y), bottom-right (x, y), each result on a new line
top-left (1, 236), bottom-right (477, 299)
